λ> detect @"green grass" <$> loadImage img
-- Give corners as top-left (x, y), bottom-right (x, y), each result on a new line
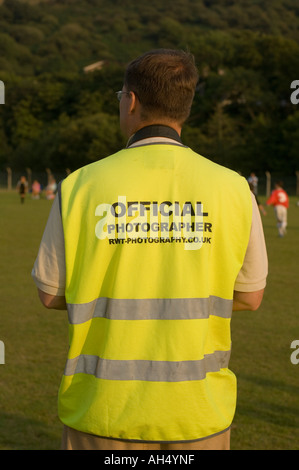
top-left (230, 195), bottom-right (299, 450)
top-left (0, 191), bottom-right (68, 450)
top-left (0, 190), bottom-right (298, 449)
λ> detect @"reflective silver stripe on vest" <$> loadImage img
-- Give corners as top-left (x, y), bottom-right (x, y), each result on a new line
top-left (67, 296), bottom-right (233, 325)
top-left (64, 349), bottom-right (231, 382)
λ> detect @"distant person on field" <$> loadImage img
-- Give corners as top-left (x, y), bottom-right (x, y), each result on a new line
top-left (248, 172), bottom-right (258, 195)
top-left (32, 49), bottom-right (268, 451)
top-left (31, 180), bottom-right (41, 199)
top-left (249, 183), bottom-right (266, 216)
top-left (267, 181), bottom-right (289, 237)
top-left (46, 176), bottom-right (57, 200)
top-left (16, 176), bottom-right (28, 204)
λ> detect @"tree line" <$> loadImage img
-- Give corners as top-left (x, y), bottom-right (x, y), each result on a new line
top-left (0, 0), bottom-right (299, 177)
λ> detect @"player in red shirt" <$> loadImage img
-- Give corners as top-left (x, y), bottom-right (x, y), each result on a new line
top-left (267, 181), bottom-right (289, 237)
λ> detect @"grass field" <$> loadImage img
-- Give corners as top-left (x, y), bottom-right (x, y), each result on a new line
top-left (0, 190), bottom-right (298, 450)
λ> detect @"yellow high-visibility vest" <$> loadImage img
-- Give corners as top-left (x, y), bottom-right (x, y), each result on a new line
top-left (58, 143), bottom-right (252, 442)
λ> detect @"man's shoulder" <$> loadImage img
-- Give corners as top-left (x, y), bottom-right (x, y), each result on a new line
top-left (189, 148), bottom-right (246, 183)
top-left (62, 150), bottom-right (126, 184)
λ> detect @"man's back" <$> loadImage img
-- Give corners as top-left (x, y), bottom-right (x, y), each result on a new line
top-left (58, 140), bottom-right (252, 442)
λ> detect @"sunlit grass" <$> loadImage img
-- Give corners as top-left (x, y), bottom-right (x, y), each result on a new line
top-left (230, 196), bottom-right (299, 450)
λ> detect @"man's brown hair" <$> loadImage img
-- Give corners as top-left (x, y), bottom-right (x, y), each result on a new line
top-left (124, 49), bottom-right (199, 125)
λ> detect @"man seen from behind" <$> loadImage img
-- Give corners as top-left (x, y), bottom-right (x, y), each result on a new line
top-left (32, 49), bottom-right (268, 450)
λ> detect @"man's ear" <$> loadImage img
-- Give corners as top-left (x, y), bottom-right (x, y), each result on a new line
top-left (129, 91), bottom-right (138, 114)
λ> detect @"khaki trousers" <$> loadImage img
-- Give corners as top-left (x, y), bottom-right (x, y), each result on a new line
top-left (274, 205), bottom-right (287, 236)
top-left (61, 425), bottom-right (230, 450)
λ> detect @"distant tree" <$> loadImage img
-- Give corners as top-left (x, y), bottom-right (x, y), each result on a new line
top-left (48, 112), bottom-right (125, 171)
top-left (0, 0), bottom-right (299, 175)
top-left (10, 99), bottom-right (43, 147)
top-left (10, 25), bottom-right (45, 47)
top-left (281, 111), bottom-right (299, 172)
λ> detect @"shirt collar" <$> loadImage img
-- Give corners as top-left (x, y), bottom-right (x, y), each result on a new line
top-left (126, 125), bottom-right (183, 148)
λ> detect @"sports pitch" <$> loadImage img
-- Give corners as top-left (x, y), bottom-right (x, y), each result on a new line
top-left (0, 190), bottom-right (298, 450)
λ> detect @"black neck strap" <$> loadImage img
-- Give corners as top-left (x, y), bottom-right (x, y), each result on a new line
top-left (126, 125), bottom-right (182, 148)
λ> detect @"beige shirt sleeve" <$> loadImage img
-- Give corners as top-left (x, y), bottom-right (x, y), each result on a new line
top-left (234, 192), bottom-right (268, 292)
top-left (31, 194), bottom-right (66, 296)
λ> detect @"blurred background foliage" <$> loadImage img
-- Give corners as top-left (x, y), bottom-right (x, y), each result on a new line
top-left (0, 0), bottom-right (299, 176)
